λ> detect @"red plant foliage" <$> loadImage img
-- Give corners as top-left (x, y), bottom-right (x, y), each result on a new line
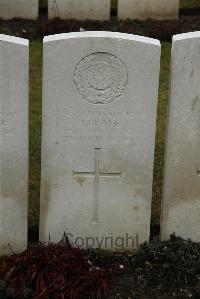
top-left (0, 238), bottom-right (110, 299)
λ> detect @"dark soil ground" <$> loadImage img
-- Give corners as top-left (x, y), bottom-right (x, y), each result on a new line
top-left (1, 15), bottom-right (200, 42)
top-left (0, 236), bottom-right (200, 299)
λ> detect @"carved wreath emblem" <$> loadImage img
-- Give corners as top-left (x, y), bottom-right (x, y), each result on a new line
top-left (74, 52), bottom-right (128, 104)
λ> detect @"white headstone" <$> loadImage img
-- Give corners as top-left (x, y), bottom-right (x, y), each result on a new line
top-left (48, 0), bottom-right (110, 20)
top-left (0, 0), bottom-right (38, 20)
top-left (161, 32), bottom-right (200, 242)
top-left (40, 32), bottom-right (160, 251)
top-left (0, 34), bottom-right (29, 255)
top-left (118, 0), bottom-right (179, 20)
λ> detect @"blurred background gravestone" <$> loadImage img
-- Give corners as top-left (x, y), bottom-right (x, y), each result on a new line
top-left (0, 0), bottom-right (39, 20)
top-left (118, 0), bottom-right (179, 20)
top-left (48, 0), bottom-right (111, 20)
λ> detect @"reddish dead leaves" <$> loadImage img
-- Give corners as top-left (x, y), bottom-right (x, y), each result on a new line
top-left (0, 238), bottom-right (110, 299)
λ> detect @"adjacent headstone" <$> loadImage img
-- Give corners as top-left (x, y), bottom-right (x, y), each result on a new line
top-left (161, 32), bottom-right (200, 242)
top-left (0, 0), bottom-right (38, 20)
top-left (118, 0), bottom-right (179, 20)
top-left (48, 0), bottom-right (110, 20)
top-left (0, 35), bottom-right (29, 255)
top-left (40, 32), bottom-right (160, 251)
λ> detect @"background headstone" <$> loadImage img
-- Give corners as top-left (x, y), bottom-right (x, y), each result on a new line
top-left (0, 34), bottom-right (29, 255)
top-left (0, 0), bottom-right (38, 20)
top-left (48, 0), bottom-right (110, 20)
top-left (161, 32), bottom-right (200, 242)
top-left (118, 0), bottom-right (179, 20)
top-left (40, 32), bottom-right (160, 251)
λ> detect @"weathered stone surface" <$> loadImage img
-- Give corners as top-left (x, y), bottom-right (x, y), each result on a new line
top-left (118, 0), bottom-right (179, 20)
top-left (0, 0), bottom-right (38, 20)
top-left (48, 0), bottom-right (110, 20)
top-left (161, 32), bottom-right (200, 242)
top-left (0, 35), bottom-right (29, 255)
top-left (40, 32), bottom-right (160, 251)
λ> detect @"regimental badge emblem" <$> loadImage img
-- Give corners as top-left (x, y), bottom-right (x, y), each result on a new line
top-left (74, 52), bottom-right (128, 104)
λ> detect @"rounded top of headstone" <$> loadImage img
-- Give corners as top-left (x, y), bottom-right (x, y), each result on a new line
top-left (0, 34), bottom-right (28, 46)
top-left (43, 31), bottom-right (160, 47)
top-left (173, 31), bottom-right (200, 42)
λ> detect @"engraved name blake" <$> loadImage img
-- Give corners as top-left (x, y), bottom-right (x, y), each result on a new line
top-left (80, 118), bottom-right (120, 128)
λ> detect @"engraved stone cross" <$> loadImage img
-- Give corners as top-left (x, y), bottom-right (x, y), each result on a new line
top-left (73, 148), bottom-right (122, 223)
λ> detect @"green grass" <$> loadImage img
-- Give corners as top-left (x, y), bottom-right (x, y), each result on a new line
top-left (29, 41), bottom-right (42, 227)
top-left (181, 0), bottom-right (200, 8)
top-left (152, 42), bottom-right (171, 224)
top-left (40, 0), bottom-right (47, 9)
top-left (28, 40), bottom-right (171, 226)
top-left (112, 0), bottom-right (117, 10)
